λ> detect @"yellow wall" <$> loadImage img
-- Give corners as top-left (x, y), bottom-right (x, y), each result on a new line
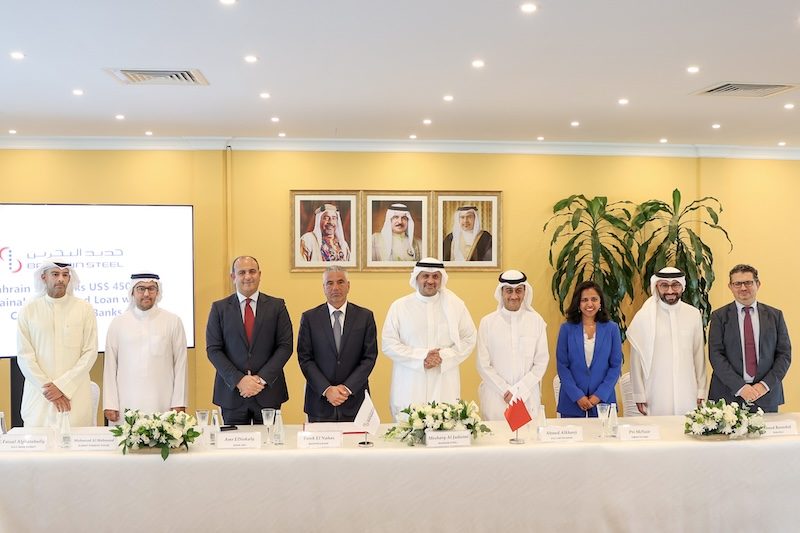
top-left (1, 148), bottom-right (798, 426)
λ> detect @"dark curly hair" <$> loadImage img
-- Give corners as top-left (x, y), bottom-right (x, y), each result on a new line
top-left (566, 281), bottom-right (610, 324)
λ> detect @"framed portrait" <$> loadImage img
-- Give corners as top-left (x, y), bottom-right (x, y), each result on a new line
top-left (435, 192), bottom-right (501, 270)
top-left (291, 191), bottom-right (359, 271)
top-left (363, 192), bottom-right (431, 270)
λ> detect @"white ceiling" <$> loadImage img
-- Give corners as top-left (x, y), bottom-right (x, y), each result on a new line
top-left (2, 0), bottom-right (799, 150)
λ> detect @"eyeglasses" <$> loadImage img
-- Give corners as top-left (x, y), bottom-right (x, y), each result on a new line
top-left (730, 280), bottom-right (756, 289)
top-left (655, 282), bottom-right (683, 291)
top-left (134, 286), bottom-right (159, 294)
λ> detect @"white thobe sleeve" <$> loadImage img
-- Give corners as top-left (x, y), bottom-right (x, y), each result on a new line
top-left (52, 305), bottom-right (98, 399)
top-left (476, 318), bottom-right (512, 396)
top-left (692, 317), bottom-right (707, 399)
top-left (16, 307), bottom-right (53, 388)
top-left (102, 319), bottom-right (121, 412)
top-left (381, 301), bottom-right (427, 370)
top-left (630, 343), bottom-right (647, 403)
top-left (513, 322), bottom-right (549, 402)
top-left (170, 317), bottom-right (189, 409)
top-left (439, 305), bottom-right (476, 372)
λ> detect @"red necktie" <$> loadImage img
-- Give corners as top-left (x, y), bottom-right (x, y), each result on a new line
top-left (244, 298), bottom-right (255, 344)
top-left (743, 306), bottom-right (757, 378)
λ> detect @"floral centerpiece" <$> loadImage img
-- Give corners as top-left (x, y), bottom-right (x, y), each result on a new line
top-left (684, 399), bottom-right (766, 439)
top-left (110, 410), bottom-right (201, 460)
top-left (385, 399), bottom-right (491, 446)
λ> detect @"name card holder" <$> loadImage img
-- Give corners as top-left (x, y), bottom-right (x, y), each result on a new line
top-left (215, 431), bottom-right (262, 449)
top-left (763, 420), bottom-right (798, 437)
top-left (69, 434), bottom-right (119, 451)
top-left (537, 425), bottom-right (583, 443)
top-left (297, 431), bottom-right (343, 449)
top-left (424, 429), bottom-right (471, 448)
top-left (616, 424), bottom-right (661, 441)
top-left (0, 435), bottom-right (48, 451)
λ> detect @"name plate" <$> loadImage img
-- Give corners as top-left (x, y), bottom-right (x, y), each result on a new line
top-left (424, 429), bottom-right (471, 448)
top-left (215, 431), bottom-right (261, 449)
top-left (537, 425), bottom-right (583, 442)
top-left (69, 434), bottom-right (119, 451)
top-left (616, 424), bottom-right (661, 441)
top-left (763, 420), bottom-right (798, 437)
top-left (297, 431), bottom-right (343, 449)
top-left (0, 435), bottom-right (48, 451)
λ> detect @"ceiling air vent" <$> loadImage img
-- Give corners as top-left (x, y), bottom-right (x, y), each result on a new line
top-left (695, 82), bottom-right (795, 98)
top-left (105, 68), bottom-right (209, 85)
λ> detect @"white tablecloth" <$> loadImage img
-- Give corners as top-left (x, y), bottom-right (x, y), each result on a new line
top-left (1, 415), bottom-right (799, 533)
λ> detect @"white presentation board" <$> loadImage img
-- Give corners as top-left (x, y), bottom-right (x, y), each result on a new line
top-left (0, 204), bottom-right (195, 358)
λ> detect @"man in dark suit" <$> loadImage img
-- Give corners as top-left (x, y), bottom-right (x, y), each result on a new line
top-left (206, 256), bottom-right (293, 424)
top-left (297, 266), bottom-right (378, 422)
top-left (709, 264), bottom-right (791, 413)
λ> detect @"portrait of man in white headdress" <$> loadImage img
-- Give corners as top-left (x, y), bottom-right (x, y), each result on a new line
top-left (299, 202), bottom-right (352, 263)
top-left (369, 200), bottom-right (424, 263)
top-left (440, 199), bottom-right (496, 263)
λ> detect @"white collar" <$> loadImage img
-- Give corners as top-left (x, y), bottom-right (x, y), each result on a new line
top-left (327, 301), bottom-right (348, 316)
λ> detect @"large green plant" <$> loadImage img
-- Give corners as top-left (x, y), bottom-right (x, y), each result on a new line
top-left (543, 195), bottom-right (637, 333)
top-left (631, 188), bottom-right (732, 327)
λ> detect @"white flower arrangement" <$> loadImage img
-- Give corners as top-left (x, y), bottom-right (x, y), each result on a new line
top-left (684, 399), bottom-right (766, 439)
top-left (110, 410), bottom-right (201, 460)
top-left (385, 399), bottom-right (491, 446)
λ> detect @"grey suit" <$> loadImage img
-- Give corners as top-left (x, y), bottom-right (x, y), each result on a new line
top-left (708, 301), bottom-right (791, 412)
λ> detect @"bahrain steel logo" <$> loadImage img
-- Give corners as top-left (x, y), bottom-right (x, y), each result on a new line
top-left (0, 247), bottom-right (23, 273)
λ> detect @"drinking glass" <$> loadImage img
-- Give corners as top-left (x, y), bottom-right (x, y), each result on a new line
top-left (596, 403), bottom-right (611, 438)
top-left (0, 411), bottom-right (7, 435)
top-left (261, 408), bottom-right (275, 444)
top-left (196, 409), bottom-right (210, 427)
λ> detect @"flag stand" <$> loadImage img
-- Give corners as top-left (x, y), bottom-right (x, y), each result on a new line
top-left (358, 432), bottom-right (373, 448)
top-left (509, 429), bottom-right (525, 445)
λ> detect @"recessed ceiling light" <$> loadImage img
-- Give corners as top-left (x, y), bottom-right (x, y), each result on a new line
top-left (617, 98), bottom-right (629, 105)
top-left (520, 3), bottom-right (537, 14)
top-left (686, 65), bottom-right (700, 74)
top-left (711, 123), bottom-right (721, 129)
top-left (244, 55), bottom-right (258, 63)
top-left (115, 114), bottom-right (125, 120)
top-left (259, 92), bottom-right (271, 99)
top-left (778, 141), bottom-right (787, 147)
top-left (9, 51), bottom-right (24, 60)
top-left (409, 134), bottom-right (417, 140)
top-left (784, 103), bottom-right (795, 110)
top-left (570, 121), bottom-right (580, 127)
top-left (278, 132), bottom-right (286, 137)
top-left (537, 136), bottom-right (544, 141)
top-left (219, 0), bottom-right (237, 4)
top-left (423, 119), bottom-right (432, 125)
top-left (443, 94), bottom-right (454, 102)
top-left (471, 59), bottom-right (485, 69)
top-left (270, 116), bottom-right (280, 123)
top-left (659, 138), bottom-right (668, 144)
top-left (72, 89), bottom-right (84, 96)
top-left (145, 131), bottom-right (153, 136)
top-left (8, 129), bottom-right (17, 135)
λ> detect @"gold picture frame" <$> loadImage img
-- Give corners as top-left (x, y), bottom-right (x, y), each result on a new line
top-left (290, 191), bottom-right (359, 271)
top-left (435, 191), bottom-right (501, 271)
top-left (362, 191), bottom-right (432, 271)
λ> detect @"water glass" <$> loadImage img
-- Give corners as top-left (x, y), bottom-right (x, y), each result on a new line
top-left (261, 408), bottom-right (275, 444)
top-left (196, 409), bottom-right (210, 427)
top-left (0, 411), bottom-right (7, 435)
top-left (597, 403), bottom-right (611, 438)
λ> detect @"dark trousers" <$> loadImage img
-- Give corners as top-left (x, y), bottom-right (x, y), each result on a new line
top-left (221, 397), bottom-right (276, 425)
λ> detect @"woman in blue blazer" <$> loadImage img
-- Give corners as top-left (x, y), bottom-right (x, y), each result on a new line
top-left (556, 281), bottom-right (623, 417)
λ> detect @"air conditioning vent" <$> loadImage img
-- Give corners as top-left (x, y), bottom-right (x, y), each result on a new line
top-left (105, 68), bottom-right (209, 85)
top-left (696, 82), bottom-right (795, 97)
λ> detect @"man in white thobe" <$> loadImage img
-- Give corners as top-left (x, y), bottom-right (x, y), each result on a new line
top-left (628, 267), bottom-right (706, 416)
top-left (16, 261), bottom-right (98, 427)
top-left (477, 270), bottom-right (550, 420)
top-left (103, 272), bottom-right (188, 422)
top-left (370, 203), bottom-right (422, 262)
top-left (382, 258), bottom-right (476, 418)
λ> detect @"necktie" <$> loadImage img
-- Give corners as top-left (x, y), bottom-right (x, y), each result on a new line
top-left (743, 306), bottom-right (757, 378)
top-left (244, 298), bottom-right (255, 344)
top-left (333, 310), bottom-right (343, 352)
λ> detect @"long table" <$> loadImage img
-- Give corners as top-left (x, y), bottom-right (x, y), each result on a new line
top-left (1, 415), bottom-right (799, 533)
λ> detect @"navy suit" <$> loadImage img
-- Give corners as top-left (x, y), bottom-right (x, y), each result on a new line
top-left (556, 321), bottom-right (623, 417)
top-left (206, 292), bottom-right (293, 416)
top-left (708, 302), bottom-right (791, 412)
top-left (297, 302), bottom-right (378, 421)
